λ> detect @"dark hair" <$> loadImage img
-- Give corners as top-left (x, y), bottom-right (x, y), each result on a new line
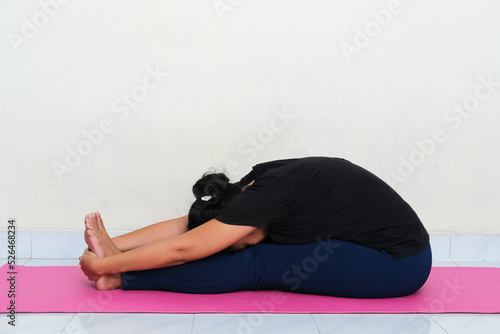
top-left (187, 171), bottom-right (243, 230)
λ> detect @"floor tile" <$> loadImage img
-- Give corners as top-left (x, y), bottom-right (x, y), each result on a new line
top-left (432, 260), bottom-right (459, 267)
top-left (429, 234), bottom-right (451, 260)
top-left (0, 313), bottom-right (75, 334)
top-left (451, 234), bottom-right (500, 261)
top-left (25, 259), bottom-right (79, 266)
top-left (193, 314), bottom-right (320, 334)
top-left (313, 314), bottom-right (448, 334)
top-left (0, 230), bottom-right (32, 259)
top-left (0, 258), bottom-right (31, 266)
top-left (452, 260), bottom-right (500, 268)
top-left (430, 314), bottom-right (500, 334)
top-left (63, 313), bottom-right (193, 334)
top-left (32, 230), bottom-right (86, 259)
top-left (20, 259), bottom-right (30, 266)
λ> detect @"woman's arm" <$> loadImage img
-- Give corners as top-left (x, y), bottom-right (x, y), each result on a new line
top-left (82, 219), bottom-right (256, 278)
top-left (111, 215), bottom-right (189, 252)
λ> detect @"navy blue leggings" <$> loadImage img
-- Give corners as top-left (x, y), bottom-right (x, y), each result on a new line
top-left (121, 240), bottom-right (432, 298)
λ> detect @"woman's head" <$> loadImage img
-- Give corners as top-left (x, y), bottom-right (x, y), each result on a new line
top-left (188, 171), bottom-right (243, 230)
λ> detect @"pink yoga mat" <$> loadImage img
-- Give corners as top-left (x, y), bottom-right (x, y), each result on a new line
top-left (1, 264), bottom-right (499, 313)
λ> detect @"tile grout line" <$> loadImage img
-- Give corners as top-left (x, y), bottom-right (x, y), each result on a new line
top-left (190, 313), bottom-right (195, 334)
top-left (59, 313), bottom-right (78, 334)
top-left (310, 314), bottom-right (322, 334)
top-left (30, 230), bottom-right (33, 260)
top-left (428, 314), bottom-right (452, 334)
top-left (448, 235), bottom-right (452, 261)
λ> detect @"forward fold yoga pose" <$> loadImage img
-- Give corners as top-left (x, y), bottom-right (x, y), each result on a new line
top-left (79, 157), bottom-right (432, 298)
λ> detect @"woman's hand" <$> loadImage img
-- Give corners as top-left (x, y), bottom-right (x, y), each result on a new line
top-left (79, 249), bottom-right (102, 281)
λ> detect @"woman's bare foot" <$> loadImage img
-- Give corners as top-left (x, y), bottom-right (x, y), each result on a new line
top-left (82, 212), bottom-right (124, 290)
top-left (84, 212), bottom-right (121, 258)
top-left (95, 273), bottom-right (123, 290)
top-left (79, 249), bottom-right (122, 290)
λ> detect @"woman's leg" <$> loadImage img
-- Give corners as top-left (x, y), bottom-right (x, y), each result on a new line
top-left (121, 240), bottom-right (432, 298)
top-left (83, 212), bottom-right (188, 290)
top-left (122, 246), bottom-right (259, 293)
top-left (257, 240), bottom-right (432, 298)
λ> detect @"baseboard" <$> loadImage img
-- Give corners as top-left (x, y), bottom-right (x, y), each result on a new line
top-left (1, 230), bottom-right (500, 261)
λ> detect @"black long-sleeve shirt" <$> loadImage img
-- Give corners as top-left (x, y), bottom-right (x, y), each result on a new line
top-left (216, 157), bottom-right (429, 257)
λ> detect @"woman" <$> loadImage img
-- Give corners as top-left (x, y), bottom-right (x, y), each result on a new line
top-left (79, 157), bottom-right (431, 298)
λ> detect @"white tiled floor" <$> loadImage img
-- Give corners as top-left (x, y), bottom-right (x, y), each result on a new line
top-left (1, 259), bottom-right (499, 334)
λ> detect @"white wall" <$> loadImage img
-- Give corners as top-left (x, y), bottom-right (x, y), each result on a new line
top-left (1, 0), bottom-right (499, 233)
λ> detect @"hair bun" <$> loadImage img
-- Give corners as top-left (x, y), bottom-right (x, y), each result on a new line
top-left (192, 172), bottom-right (230, 206)
top-left (188, 171), bottom-right (244, 230)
